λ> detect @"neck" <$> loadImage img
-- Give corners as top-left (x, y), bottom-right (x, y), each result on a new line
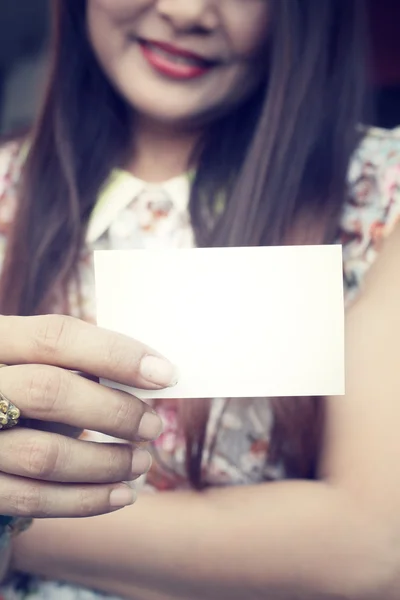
top-left (126, 116), bottom-right (202, 183)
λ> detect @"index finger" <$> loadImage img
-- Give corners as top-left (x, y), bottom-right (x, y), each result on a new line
top-left (0, 315), bottom-right (178, 390)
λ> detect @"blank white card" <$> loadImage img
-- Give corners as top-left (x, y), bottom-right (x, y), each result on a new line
top-left (94, 246), bottom-right (344, 399)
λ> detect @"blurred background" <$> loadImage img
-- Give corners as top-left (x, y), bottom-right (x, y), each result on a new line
top-left (0, 0), bottom-right (49, 136)
top-left (0, 0), bottom-right (400, 136)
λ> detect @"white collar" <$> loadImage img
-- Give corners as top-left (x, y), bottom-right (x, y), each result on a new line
top-left (86, 169), bottom-right (190, 245)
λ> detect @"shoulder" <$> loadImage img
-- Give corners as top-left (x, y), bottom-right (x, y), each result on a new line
top-left (341, 126), bottom-right (400, 304)
top-left (0, 140), bottom-right (26, 232)
top-left (0, 139), bottom-right (24, 209)
top-left (0, 140), bottom-right (24, 185)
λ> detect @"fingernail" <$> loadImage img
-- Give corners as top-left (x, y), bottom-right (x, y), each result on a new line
top-left (138, 411), bottom-right (163, 440)
top-left (109, 485), bottom-right (136, 508)
top-left (131, 448), bottom-right (152, 477)
top-left (140, 355), bottom-right (178, 387)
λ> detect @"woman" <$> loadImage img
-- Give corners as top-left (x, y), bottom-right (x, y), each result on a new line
top-left (1, 0), bottom-right (400, 598)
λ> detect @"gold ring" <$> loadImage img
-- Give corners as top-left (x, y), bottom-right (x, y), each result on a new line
top-left (0, 364), bottom-right (20, 430)
top-left (0, 393), bottom-right (20, 430)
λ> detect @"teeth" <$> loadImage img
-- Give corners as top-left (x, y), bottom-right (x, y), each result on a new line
top-left (147, 44), bottom-right (205, 67)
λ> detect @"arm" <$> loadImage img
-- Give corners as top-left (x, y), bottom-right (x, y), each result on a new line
top-left (12, 225), bottom-right (400, 600)
top-left (12, 482), bottom-right (396, 600)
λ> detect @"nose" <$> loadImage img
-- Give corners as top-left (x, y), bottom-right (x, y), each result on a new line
top-left (156, 0), bottom-right (218, 32)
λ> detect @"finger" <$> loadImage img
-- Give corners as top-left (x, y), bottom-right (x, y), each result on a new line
top-left (0, 428), bottom-right (152, 483)
top-left (0, 473), bottom-right (136, 518)
top-left (0, 365), bottom-right (163, 442)
top-left (0, 314), bottom-right (178, 390)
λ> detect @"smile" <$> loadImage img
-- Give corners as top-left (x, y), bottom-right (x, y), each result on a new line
top-left (138, 40), bottom-right (218, 80)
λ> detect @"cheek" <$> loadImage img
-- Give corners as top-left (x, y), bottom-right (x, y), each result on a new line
top-left (86, 7), bottom-right (118, 67)
top-left (86, 0), bottom-right (150, 49)
top-left (86, 0), bottom-right (143, 66)
top-left (225, 6), bottom-right (271, 58)
top-left (87, 0), bottom-right (150, 19)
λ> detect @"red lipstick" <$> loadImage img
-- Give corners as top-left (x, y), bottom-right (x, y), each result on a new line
top-left (139, 40), bottom-right (215, 80)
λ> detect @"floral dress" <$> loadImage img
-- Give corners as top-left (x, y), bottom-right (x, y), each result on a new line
top-left (1, 126), bottom-right (400, 599)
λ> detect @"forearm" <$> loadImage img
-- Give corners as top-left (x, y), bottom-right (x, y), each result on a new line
top-left (12, 482), bottom-right (396, 600)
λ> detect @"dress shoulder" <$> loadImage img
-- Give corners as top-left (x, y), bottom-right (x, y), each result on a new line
top-left (341, 126), bottom-right (400, 302)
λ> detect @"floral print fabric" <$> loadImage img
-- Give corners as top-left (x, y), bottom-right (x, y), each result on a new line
top-left (0, 126), bottom-right (400, 598)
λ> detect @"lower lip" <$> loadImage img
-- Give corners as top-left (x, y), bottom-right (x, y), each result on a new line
top-left (139, 42), bottom-right (213, 80)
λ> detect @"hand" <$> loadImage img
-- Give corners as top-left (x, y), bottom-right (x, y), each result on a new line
top-left (0, 315), bottom-right (177, 519)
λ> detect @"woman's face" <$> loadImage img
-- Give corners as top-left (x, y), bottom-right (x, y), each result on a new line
top-left (87, 0), bottom-right (271, 127)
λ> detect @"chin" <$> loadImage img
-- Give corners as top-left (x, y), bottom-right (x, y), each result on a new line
top-left (130, 96), bottom-right (218, 129)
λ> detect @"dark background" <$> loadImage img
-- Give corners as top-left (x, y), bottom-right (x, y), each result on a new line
top-left (0, 0), bottom-right (49, 135)
top-left (0, 0), bottom-right (400, 135)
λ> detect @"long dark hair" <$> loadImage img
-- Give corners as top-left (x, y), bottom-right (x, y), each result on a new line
top-left (0, 0), bottom-right (367, 487)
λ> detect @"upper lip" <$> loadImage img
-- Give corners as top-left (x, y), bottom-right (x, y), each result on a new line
top-left (139, 39), bottom-right (217, 64)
